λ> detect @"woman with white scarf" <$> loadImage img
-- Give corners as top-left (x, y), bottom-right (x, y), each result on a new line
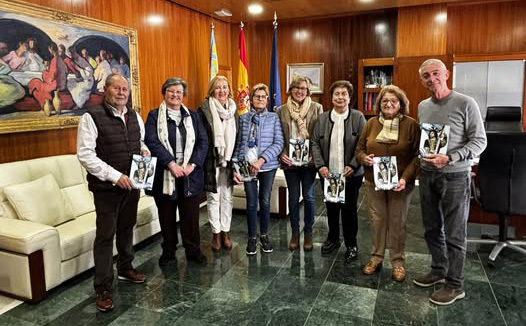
top-left (145, 77), bottom-right (208, 266)
top-left (198, 76), bottom-right (238, 252)
top-left (356, 85), bottom-right (419, 282)
top-left (311, 80), bottom-right (366, 261)
top-left (276, 76), bottom-right (323, 252)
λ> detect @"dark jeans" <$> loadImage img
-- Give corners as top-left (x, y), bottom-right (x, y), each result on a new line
top-left (325, 175), bottom-right (363, 248)
top-left (154, 191), bottom-right (203, 256)
top-left (244, 169), bottom-right (277, 238)
top-left (284, 167), bottom-right (317, 235)
top-left (419, 170), bottom-right (471, 289)
top-left (93, 189), bottom-right (140, 293)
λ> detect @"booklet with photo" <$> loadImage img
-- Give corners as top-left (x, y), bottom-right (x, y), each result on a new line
top-left (233, 160), bottom-right (256, 182)
top-left (324, 172), bottom-right (345, 204)
top-left (373, 156), bottom-right (399, 191)
top-left (419, 123), bottom-right (450, 157)
top-left (289, 139), bottom-right (309, 166)
top-left (129, 154), bottom-right (157, 190)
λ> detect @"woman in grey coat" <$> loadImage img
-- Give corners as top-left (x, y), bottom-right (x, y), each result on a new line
top-left (311, 80), bottom-right (366, 261)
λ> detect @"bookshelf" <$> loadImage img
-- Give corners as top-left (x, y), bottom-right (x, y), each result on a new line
top-left (357, 57), bottom-right (396, 117)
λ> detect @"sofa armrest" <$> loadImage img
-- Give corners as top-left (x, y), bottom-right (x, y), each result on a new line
top-left (0, 218), bottom-right (62, 300)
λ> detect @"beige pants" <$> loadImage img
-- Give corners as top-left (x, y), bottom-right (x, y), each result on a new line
top-left (207, 167), bottom-right (233, 233)
top-left (365, 180), bottom-right (414, 267)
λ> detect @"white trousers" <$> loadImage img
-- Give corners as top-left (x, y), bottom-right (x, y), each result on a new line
top-left (207, 167), bottom-right (233, 233)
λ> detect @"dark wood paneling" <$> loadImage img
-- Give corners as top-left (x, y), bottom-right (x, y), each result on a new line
top-left (233, 11), bottom-right (397, 110)
top-left (0, 0), bottom-right (231, 163)
top-left (447, 0), bottom-right (526, 55)
top-left (397, 4), bottom-right (447, 57)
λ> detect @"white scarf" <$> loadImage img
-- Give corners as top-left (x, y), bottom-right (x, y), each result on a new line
top-left (157, 101), bottom-right (196, 195)
top-left (209, 97), bottom-right (237, 167)
top-left (329, 108), bottom-right (349, 174)
top-left (287, 96), bottom-right (312, 139)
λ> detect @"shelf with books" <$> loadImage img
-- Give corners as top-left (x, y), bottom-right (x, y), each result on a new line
top-left (357, 57), bottom-right (396, 117)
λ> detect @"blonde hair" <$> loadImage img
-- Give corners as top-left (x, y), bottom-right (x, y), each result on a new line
top-left (206, 75), bottom-right (233, 100)
top-left (373, 85), bottom-right (410, 116)
top-left (250, 83), bottom-right (270, 100)
top-left (287, 75), bottom-right (312, 96)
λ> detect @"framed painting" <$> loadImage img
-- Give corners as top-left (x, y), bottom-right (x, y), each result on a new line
top-left (286, 63), bottom-right (324, 94)
top-left (0, 0), bottom-right (140, 134)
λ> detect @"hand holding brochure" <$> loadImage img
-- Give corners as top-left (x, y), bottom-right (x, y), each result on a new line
top-left (373, 156), bottom-right (398, 191)
top-left (324, 172), bottom-right (345, 203)
top-left (233, 161), bottom-right (256, 182)
top-left (289, 139), bottom-right (309, 166)
top-left (129, 154), bottom-right (156, 190)
top-left (419, 123), bottom-right (450, 157)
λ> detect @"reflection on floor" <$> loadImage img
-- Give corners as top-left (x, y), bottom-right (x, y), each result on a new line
top-left (1, 187), bottom-right (525, 326)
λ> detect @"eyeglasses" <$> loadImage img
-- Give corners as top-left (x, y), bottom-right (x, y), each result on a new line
top-left (166, 90), bottom-right (184, 95)
top-left (293, 87), bottom-right (308, 91)
top-left (253, 95), bottom-right (268, 100)
top-left (381, 98), bottom-right (400, 106)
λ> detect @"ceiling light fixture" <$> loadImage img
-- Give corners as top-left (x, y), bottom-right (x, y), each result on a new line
top-left (248, 4), bottom-right (263, 15)
top-left (146, 15), bottom-right (164, 25)
top-left (375, 22), bottom-right (387, 34)
top-left (214, 9), bottom-right (232, 17)
top-left (435, 12), bottom-right (447, 23)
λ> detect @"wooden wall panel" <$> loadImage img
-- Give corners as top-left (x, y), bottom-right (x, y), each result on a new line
top-left (447, 1), bottom-right (526, 55)
top-left (232, 11), bottom-right (397, 110)
top-left (0, 0), bottom-right (231, 163)
top-left (397, 4), bottom-right (447, 57)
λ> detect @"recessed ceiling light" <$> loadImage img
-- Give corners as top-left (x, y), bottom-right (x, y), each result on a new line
top-left (359, 0), bottom-right (374, 3)
top-left (146, 15), bottom-right (163, 25)
top-left (375, 22), bottom-right (387, 34)
top-left (214, 9), bottom-right (232, 17)
top-left (248, 4), bottom-right (263, 15)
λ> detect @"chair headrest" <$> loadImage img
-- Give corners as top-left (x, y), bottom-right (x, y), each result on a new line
top-left (486, 106), bottom-right (522, 121)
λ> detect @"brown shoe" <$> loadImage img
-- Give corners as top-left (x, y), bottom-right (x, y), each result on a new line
top-left (392, 266), bottom-right (406, 282)
top-left (430, 285), bottom-right (465, 305)
top-left (222, 232), bottom-right (232, 250)
top-left (303, 234), bottom-right (313, 251)
top-left (413, 272), bottom-right (446, 288)
top-left (118, 269), bottom-right (145, 284)
top-left (211, 233), bottom-right (221, 251)
top-left (289, 234), bottom-right (299, 251)
top-left (95, 290), bottom-right (113, 312)
top-left (362, 260), bottom-right (382, 275)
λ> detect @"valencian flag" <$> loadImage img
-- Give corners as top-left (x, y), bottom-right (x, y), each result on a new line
top-left (269, 12), bottom-right (281, 111)
top-left (209, 23), bottom-right (219, 80)
top-left (236, 21), bottom-right (250, 116)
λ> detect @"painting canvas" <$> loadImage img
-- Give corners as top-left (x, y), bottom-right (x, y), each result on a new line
top-left (0, 0), bottom-right (140, 134)
top-left (286, 63), bottom-right (324, 94)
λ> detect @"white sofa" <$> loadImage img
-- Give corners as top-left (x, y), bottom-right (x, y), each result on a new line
top-left (0, 155), bottom-right (160, 302)
top-left (232, 169), bottom-right (294, 219)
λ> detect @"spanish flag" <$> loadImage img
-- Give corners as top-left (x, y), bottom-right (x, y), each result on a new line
top-left (209, 24), bottom-right (219, 80)
top-left (236, 22), bottom-right (249, 116)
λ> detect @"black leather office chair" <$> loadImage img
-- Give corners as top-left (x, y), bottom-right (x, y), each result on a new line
top-left (485, 106), bottom-right (523, 132)
top-left (469, 132), bottom-right (526, 264)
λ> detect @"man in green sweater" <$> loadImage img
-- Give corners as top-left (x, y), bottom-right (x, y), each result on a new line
top-left (413, 59), bottom-right (487, 305)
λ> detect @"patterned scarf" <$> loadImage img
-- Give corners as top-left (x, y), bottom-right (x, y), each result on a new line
top-left (376, 112), bottom-right (402, 144)
top-left (287, 96), bottom-right (311, 139)
top-left (208, 97), bottom-right (237, 167)
top-left (157, 101), bottom-right (195, 195)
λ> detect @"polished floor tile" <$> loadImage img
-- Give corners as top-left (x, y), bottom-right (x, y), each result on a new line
top-left (2, 185), bottom-right (525, 326)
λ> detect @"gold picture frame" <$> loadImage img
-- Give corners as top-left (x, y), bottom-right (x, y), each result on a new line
top-left (0, 0), bottom-right (141, 134)
top-left (286, 63), bottom-right (324, 94)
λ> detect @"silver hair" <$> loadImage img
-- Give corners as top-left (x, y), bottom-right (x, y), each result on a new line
top-left (418, 59), bottom-right (447, 75)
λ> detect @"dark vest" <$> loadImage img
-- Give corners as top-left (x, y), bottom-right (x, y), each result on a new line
top-left (86, 102), bottom-right (141, 191)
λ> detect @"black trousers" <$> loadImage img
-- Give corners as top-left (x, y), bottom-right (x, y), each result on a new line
top-left (325, 175), bottom-right (363, 248)
top-left (93, 189), bottom-right (140, 293)
top-left (154, 191), bottom-right (202, 256)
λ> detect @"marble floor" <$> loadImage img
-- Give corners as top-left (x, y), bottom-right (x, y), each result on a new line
top-left (1, 188), bottom-right (526, 326)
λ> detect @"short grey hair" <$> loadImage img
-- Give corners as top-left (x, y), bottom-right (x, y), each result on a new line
top-left (105, 73), bottom-right (128, 88)
top-left (419, 59), bottom-right (447, 75)
top-left (161, 77), bottom-right (187, 96)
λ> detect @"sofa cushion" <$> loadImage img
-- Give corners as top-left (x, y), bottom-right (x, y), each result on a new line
top-left (137, 196), bottom-right (157, 226)
top-left (62, 184), bottom-right (95, 218)
top-left (4, 174), bottom-right (75, 227)
top-left (56, 213), bottom-right (96, 261)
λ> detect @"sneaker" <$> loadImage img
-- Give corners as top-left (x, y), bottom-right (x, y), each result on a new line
top-left (321, 239), bottom-right (341, 254)
top-left (118, 269), bottom-right (146, 284)
top-left (260, 235), bottom-right (273, 253)
top-left (158, 251), bottom-right (176, 266)
top-left (246, 238), bottom-right (257, 255)
top-left (413, 272), bottom-right (446, 288)
top-left (430, 285), bottom-right (466, 305)
top-left (95, 290), bottom-right (113, 312)
top-left (186, 250), bottom-right (207, 265)
top-left (344, 246), bottom-right (358, 261)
